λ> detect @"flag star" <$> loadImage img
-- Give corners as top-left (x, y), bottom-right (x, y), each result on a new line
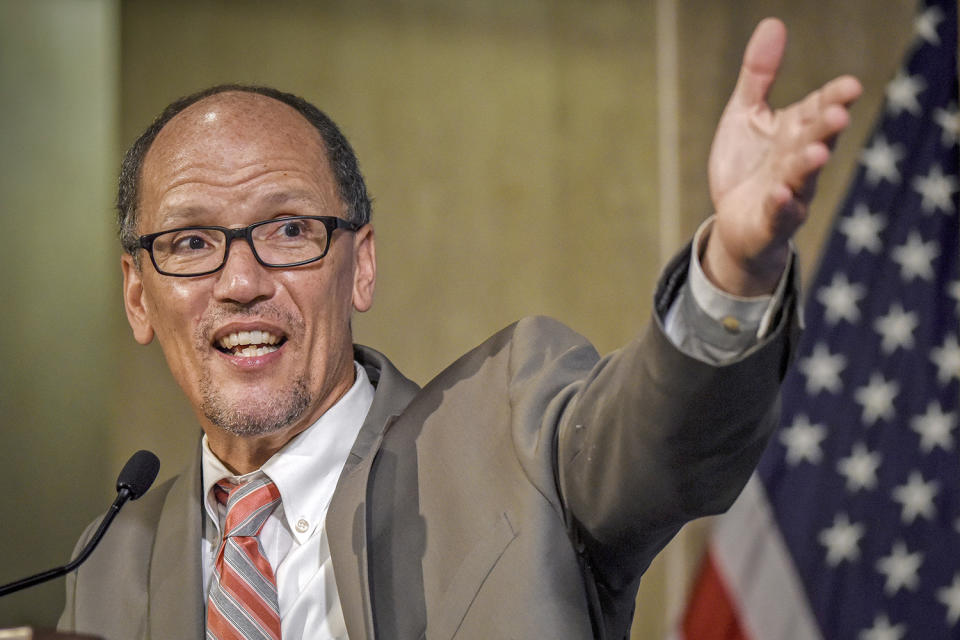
top-left (912, 164), bottom-right (958, 214)
top-left (817, 273), bottom-right (866, 325)
top-left (858, 614), bottom-right (907, 640)
top-left (860, 134), bottom-right (905, 185)
top-left (839, 205), bottom-right (886, 254)
top-left (799, 342), bottom-right (847, 394)
top-left (885, 71), bottom-right (925, 117)
top-left (873, 304), bottom-right (918, 354)
top-left (938, 574), bottom-right (960, 626)
top-left (780, 414), bottom-right (828, 466)
top-left (914, 4), bottom-right (944, 44)
top-left (837, 442), bottom-right (882, 492)
top-left (854, 373), bottom-right (899, 426)
top-left (891, 231), bottom-right (939, 281)
top-left (949, 280), bottom-right (960, 315)
top-left (934, 104), bottom-right (959, 147)
top-left (876, 540), bottom-right (923, 596)
top-left (819, 513), bottom-right (865, 566)
top-left (891, 471), bottom-right (939, 524)
top-left (910, 401), bottom-right (957, 453)
top-left (931, 334), bottom-right (960, 385)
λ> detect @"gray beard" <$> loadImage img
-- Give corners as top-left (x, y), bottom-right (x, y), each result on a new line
top-left (199, 374), bottom-right (312, 437)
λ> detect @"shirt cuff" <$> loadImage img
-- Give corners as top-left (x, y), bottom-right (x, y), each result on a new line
top-left (663, 217), bottom-right (794, 363)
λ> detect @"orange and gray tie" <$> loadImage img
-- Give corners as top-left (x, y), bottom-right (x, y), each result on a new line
top-left (206, 476), bottom-right (283, 640)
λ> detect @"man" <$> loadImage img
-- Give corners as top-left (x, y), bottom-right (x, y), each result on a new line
top-left (59, 18), bottom-right (860, 640)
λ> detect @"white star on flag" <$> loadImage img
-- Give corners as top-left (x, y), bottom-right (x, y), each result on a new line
top-left (798, 342), bottom-right (847, 394)
top-left (915, 4), bottom-right (944, 44)
top-left (949, 280), bottom-right (960, 314)
top-left (860, 134), bottom-right (905, 185)
top-left (931, 334), bottom-right (960, 384)
top-left (839, 205), bottom-right (886, 254)
top-left (854, 373), bottom-right (899, 426)
top-left (873, 303), bottom-right (918, 354)
top-left (937, 574), bottom-right (960, 626)
top-left (780, 414), bottom-right (828, 466)
top-left (817, 273), bottom-right (867, 325)
top-left (819, 513), bottom-right (865, 567)
top-left (876, 540), bottom-right (924, 596)
top-left (837, 442), bottom-right (882, 492)
top-left (910, 401), bottom-right (956, 453)
top-left (858, 614), bottom-right (907, 640)
top-left (912, 164), bottom-right (959, 214)
top-left (934, 103), bottom-right (958, 146)
top-left (891, 471), bottom-right (939, 524)
top-left (891, 231), bottom-right (939, 281)
top-left (885, 71), bottom-right (926, 117)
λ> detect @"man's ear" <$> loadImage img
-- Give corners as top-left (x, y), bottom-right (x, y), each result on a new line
top-left (352, 224), bottom-right (376, 313)
top-left (121, 254), bottom-right (155, 345)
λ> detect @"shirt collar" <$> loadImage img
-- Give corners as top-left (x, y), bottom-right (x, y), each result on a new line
top-left (201, 361), bottom-right (375, 543)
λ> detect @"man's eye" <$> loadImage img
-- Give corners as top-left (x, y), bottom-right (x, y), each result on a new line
top-left (281, 222), bottom-right (303, 237)
top-left (174, 235), bottom-right (210, 251)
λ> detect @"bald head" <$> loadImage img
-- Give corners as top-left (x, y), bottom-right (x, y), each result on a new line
top-left (117, 84), bottom-right (371, 260)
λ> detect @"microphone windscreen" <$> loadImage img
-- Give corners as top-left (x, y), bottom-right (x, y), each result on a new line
top-left (116, 450), bottom-right (161, 499)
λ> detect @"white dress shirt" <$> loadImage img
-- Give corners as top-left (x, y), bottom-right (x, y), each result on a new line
top-left (201, 362), bottom-right (374, 640)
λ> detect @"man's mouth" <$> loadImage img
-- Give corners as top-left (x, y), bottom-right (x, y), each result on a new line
top-left (215, 330), bottom-right (286, 357)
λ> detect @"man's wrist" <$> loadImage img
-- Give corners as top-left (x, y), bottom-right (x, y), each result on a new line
top-left (701, 224), bottom-right (789, 297)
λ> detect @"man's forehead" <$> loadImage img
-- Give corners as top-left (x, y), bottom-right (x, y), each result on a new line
top-left (147, 91), bottom-right (325, 165)
top-left (143, 91), bottom-right (327, 184)
top-left (135, 91), bottom-right (340, 231)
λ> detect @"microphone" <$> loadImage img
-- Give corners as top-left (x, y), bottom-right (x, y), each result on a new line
top-left (0, 450), bottom-right (160, 598)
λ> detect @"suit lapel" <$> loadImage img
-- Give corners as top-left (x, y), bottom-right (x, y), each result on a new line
top-left (328, 429), bottom-right (383, 640)
top-left (328, 346), bottom-right (419, 640)
top-left (148, 449), bottom-right (204, 639)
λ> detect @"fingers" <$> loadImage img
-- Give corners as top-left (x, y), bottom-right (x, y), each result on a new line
top-left (821, 74), bottom-right (864, 107)
top-left (779, 140), bottom-right (828, 191)
top-left (733, 17), bottom-right (788, 108)
top-left (780, 74), bottom-right (861, 177)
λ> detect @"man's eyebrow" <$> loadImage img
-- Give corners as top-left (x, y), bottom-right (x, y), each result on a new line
top-left (259, 190), bottom-right (324, 207)
top-left (151, 206), bottom-right (210, 230)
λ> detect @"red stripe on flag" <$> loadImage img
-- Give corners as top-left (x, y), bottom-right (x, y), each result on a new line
top-left (681, 552), bottom-right (750, 640)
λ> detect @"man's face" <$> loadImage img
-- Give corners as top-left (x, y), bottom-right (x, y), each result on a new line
top-left (121, 93), bottom-right (375, 443)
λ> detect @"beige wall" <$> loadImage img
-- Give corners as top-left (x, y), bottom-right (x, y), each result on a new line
top-left (0, 0), bottom-right (119, 627)
top-left (0, 0), bottom-right (916, 633)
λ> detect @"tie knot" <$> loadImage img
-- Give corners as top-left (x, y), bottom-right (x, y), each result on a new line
top-left (216, 475), bottom-right (281, 538)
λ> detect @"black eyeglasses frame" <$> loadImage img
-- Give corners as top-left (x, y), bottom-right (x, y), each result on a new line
top-left (137, 215), bottom-right (363, 277)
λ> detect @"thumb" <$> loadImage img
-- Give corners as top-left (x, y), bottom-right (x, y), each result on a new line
top-left (733, 18), bottom-right (787, 109)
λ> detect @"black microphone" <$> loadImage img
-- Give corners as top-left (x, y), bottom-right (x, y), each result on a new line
top-left (0, 450), bottom-right (160, 598)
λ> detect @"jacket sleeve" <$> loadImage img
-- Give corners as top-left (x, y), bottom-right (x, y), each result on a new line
top-left (513, 246), bottom-right (800, 607)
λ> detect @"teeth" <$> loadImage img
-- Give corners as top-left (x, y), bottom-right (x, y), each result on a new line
top-left (217, 330), bottom-right (283, 352)
top-left (234, 344), bottom-right (279, 358)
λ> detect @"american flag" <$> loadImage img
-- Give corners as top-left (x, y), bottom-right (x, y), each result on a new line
top-left (675, 0), bottom-right (959, 638)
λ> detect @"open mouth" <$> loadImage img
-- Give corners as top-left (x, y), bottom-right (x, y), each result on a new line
top-left (215, 330), bottom-right (286, 357)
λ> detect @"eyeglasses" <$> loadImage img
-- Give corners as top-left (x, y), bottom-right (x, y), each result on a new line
top-left (137, 216), bottom-right (363, 277)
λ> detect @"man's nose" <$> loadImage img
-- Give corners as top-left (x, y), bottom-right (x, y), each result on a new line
top-left (212, 238), bottom-right (276, 304)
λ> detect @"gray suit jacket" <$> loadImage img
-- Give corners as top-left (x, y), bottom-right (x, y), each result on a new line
top-left (59, 251), bottom-right (798, 639)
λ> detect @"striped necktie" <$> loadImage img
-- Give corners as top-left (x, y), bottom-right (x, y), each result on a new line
top-left (206, 475), bottom-right (283, 640)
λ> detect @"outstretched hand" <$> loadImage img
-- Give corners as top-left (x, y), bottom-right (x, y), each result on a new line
top-left (703, 18), bottom-right (862, 296)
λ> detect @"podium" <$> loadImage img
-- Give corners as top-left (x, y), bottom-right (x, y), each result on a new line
top-left (0, 629), bottom-right (99, 640)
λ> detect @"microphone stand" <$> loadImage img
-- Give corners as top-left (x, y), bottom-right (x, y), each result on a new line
top-left (0, 450), bottom-right (159, 598)
top-left (0, 488), bottom-right (132, 597)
